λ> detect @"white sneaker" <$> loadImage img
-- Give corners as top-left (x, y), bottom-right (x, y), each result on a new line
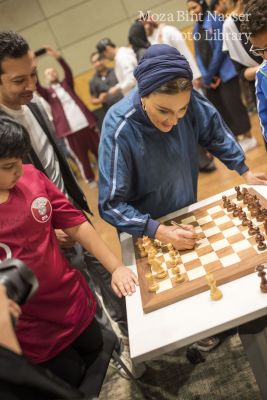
top-left (239, 137), bottom-right (257, 153)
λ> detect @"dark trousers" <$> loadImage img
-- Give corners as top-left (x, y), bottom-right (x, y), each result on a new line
top-left (66, 126), bottom-right (99, 181)
top-left (206, 76), bottom-right (251, 136)
top-left (40, 318), bottom-right (103, 387)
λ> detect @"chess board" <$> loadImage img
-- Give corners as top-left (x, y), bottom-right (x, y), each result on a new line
top-left (133, 188), bottom-right (267, 313)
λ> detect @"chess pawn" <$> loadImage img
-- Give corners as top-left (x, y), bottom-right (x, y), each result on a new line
top-left (256, 207), bottom-right (264, 222)
top-left (257, 240), bottom-right (267, 251)
top-left (248, 221), bottom-right (256, 236)
top-left (264, 218), bottom-right (267, 235)
top-left (255, 265), bottom-right (267, 293)
top-left (167, 243), bottom-right (174, 251)
top-left (206, 274), bottom-right (223, 301)
top-left (232, 204), bottom-right (239, 217)
top-left (237, 207), bottom-right (244, 220)
top-left (226, 201), bottom-right (234, 212)
top-left (145, 272), bottom-right (159, 293)
top-left (222, 195), bottom-right (228, 208)
top-left (235, 186), bottom-right (243, 201)
top-left (255, 233), bottom-right (264, 243)
top-left (241, 214), bottom-right (249, 226)
top-left (169, 250), bottom-right (177, 259)
top-left (166, 258), bottom-right (178, 269)
top-left (171, 265), bottom-right (185, 284)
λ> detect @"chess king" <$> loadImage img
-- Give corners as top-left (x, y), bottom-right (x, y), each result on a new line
top-left (98, 44), bottom-right (267, 251)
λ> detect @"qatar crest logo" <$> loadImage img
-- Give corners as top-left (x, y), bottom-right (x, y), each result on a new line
top-left (31, 197), bottom-right (52, 223)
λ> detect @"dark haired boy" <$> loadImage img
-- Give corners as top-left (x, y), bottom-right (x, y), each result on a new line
top-left (0, 117), bottom-right (138, 385)
top-left (241, 0), bottom-right (267, 140)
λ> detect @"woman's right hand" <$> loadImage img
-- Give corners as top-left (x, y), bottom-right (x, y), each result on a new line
top-left (155, 224), bottom-right (198, 250)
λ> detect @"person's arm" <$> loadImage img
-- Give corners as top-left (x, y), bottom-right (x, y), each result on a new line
top-left (37, 168), bottom-right (138, 297)
top-left (192, 90), bottom-right (267, 185)
top-left (116, 51), bottom-right (137, 94)
top-left (44, 46), bottom-right (74, 89)
top-left (36, 79), bottom-right (50, 103)
top-left (98, 116), bottom-right (198, 249)
top-left (256, 70), bottom-right (267, 142)
top-left (0, 285), bottom-right (22, 354)
top-left (202, 19), bottom-right (227, 86)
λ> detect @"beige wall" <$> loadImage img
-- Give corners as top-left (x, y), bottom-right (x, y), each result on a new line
top-left (0, 0), bottom-right (192, 84)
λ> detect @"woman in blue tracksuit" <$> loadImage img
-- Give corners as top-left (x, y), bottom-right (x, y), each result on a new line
top-left (187, 0), bottom-right (252, 139)
top-left (98, 44), bottom-right (267, 251)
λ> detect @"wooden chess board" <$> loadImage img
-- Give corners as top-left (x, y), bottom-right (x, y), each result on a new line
top-left (133, 188), bottom-right (267, 313)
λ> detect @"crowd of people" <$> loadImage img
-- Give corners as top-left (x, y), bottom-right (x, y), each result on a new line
top-left (1, 0), bottom-right (267, 398)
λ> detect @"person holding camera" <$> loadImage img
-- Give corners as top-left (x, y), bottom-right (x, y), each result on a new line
top-left (0, 116), bottom-right (138, 387)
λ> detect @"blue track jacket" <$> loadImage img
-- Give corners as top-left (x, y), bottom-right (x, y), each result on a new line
top-left (98, 89), bottom-right (247, 238)
top-left (256, 60), bottom-right (267, 141)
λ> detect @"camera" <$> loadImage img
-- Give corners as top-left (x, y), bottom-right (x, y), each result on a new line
top-left (0, 258), bottom-right (39, 305)
top-left (34, 48), bottom-right (47, 57)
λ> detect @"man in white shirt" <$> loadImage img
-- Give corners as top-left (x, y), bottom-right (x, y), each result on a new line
top-left (96, 38), bottom-right (137, 97)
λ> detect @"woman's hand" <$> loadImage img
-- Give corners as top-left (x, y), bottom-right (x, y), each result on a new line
top-left (111, 266), bottom-right (139, 298)
top-left (242, 170), bottom-right (267, 185)
top-left (155, 224), bottom-right (198, 250)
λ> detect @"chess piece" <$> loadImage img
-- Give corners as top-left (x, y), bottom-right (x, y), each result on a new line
top-left (222, 195), bottom-right (228, 208)
top-left (242, 214), bottom-right (249, 226)
top-left (235, 186), bottom-right (243, 201)
top-left (232, 204), bottom-right (239, 217)
top-left (169, 250), bottom-right (177, 259)
top-left (255, 233), bottom-right (264, 243)
top-left (146, 272), bottom-right (159, 292)
top-left (256, 207), bottom-right (264, 222)
top-left (166, 258), bottom-right (178, 269)
top-left (206, 273), bottom-right (223, 301)
top-left (248, 221), bottom-right (256, 235)
top-left (257, 240), bottom-right (267, 251)
top-left (151, 259), bottom-right (167, 279)
top-left (226, 201), bottom-right (234, 212)
top-left (167, 243), bottom-right (174, 251)
top-left (255, 265), bottom-right (267, 293)
top-left (171, 265), bottom-right (185, 284)
top-left (238, 207), bottom-right (244, 220)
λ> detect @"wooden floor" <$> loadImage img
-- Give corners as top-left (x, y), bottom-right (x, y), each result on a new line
top-left (80, 112), bottom-right (267, 260)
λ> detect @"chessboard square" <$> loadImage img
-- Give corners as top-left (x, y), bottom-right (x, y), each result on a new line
top-left (212, 210), bottom-right (226, 219)
top-left (242, 230), bottom-right (251, 239)
top-left (181, 215), bottom-right (196, 224)
top-left (205, 226), bottom-right (220, 238)
top-left (216, 246), bottom-right (234, 259)
top-left (200, 252), bottom-right (218, 265)
top-left (232, 239), bottom-right (251, 253)
top-left (211, 238), bottom-right (229, 251)
top-left (207, 205), bottom-right (222, 215)
top-left (198, 215), bottom-right (213, 225)
top-left (183, 258), bottom-right (202, 270)
top-left (202, 221), bottom-right (216, 230)
top-left (156, 279), bottom-right (173, 293)
top-left (219, 221), bottom-right (235, 231)
top-left (195, 237), bottom-right (210, 250)
top-left (228, 233), bottom-right (246, 245)
top-left (223, 226), bottom-right (240, 238)
top-left (232, 218), bottom-right (242, 226)
top-left (220, 253), bottom-right (241, 267)
top-left (209, 232), bottom-right (224, 243)
top-left (180, 251), bottom-right (198, 263)
top-left (204, 260), bottom-right (221, 274)
top-left (196, 244), bottom-right (213, 257)
top-left (214, 215), bottom-right (231, 226)
top-left (187, 266), bottom-right (206, 280)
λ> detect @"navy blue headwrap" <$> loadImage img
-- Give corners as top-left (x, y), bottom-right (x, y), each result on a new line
top-left (134, 44), bottom-right (193, 97)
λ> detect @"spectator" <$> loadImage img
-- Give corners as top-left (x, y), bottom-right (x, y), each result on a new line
top-left (0, 116), bottom-right (138, 386)
top-left (89, 51), bottom-right (123, 130)
top-left (241, 0), bottom-right (267, 141)
top-left (128, 20), bottom-right (150, 62)
top-left (96, 38), bottom-right (137, 97)
top-left (187, 0), bottom-right (256, 152)
top-left (37, 46), bottom-right (99, 185)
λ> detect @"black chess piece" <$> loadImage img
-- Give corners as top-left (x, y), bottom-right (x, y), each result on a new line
top-left (256, 265), bottom-right (267, 292)
top-left (222, 195), bottom-right (228, 208)
top-left (235, 186), bottom-right (243, 201)
top-left (248, 221), bottom-right (256, 235)
top-left (257, 240), bottom-right (267, 251)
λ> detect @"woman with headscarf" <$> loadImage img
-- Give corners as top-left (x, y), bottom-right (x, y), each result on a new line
top-left (98, 44), bottom-right (267, 248)
top-left (128, 20), bottom-right (150, 62)
top-left (187, 0), bottom-right (256, 153)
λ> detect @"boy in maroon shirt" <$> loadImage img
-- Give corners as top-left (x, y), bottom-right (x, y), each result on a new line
top-left (0, 115), bottom-right (138, 386)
